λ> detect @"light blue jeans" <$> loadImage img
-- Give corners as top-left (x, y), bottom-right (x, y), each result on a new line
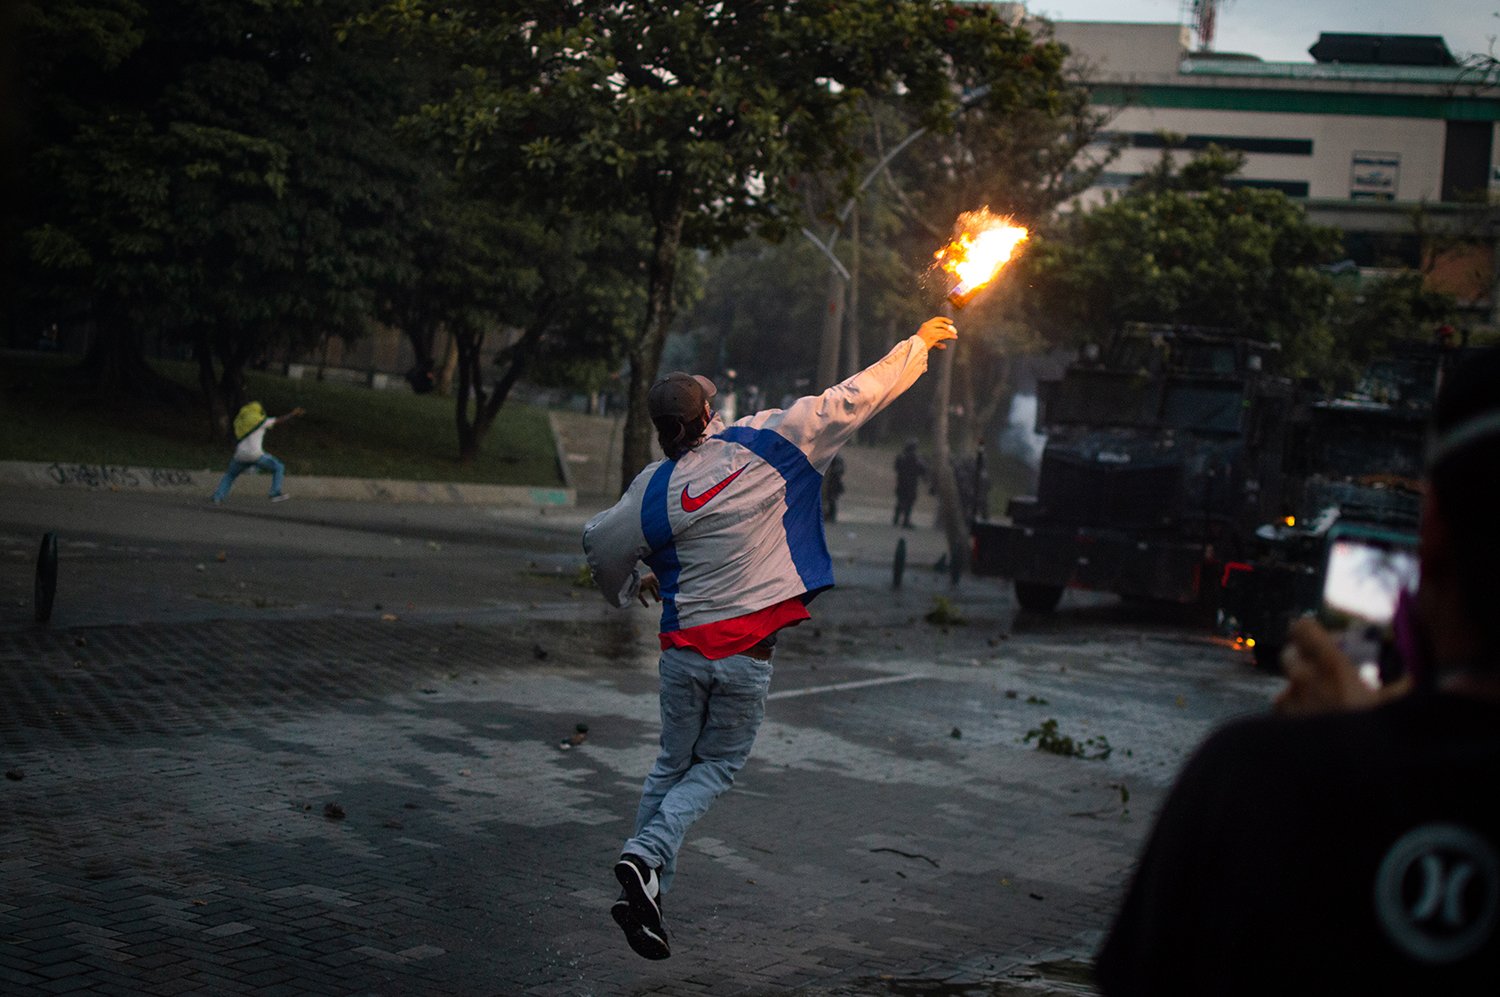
top-left (624, 644), bottom-right (774, 895)
top-left (211, 454), bottom-right (285, 502)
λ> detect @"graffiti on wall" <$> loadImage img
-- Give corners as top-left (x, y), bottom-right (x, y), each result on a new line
top-left (46, 463), bottom-right (197, 489)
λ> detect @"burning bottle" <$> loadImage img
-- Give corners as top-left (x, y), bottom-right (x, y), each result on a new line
top-left (932, 207), bottom-right (1029, 308)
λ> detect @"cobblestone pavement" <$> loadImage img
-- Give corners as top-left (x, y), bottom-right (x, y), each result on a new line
top-left (0, 484), bottom-right (1282, 995)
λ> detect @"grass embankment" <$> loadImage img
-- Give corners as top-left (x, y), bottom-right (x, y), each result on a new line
top-left (0, 352), bottom-right (564, 487)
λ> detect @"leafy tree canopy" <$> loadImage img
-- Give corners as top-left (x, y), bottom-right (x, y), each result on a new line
top-left (1014, 145), bottom-right (1344, 373)
top-left (366, 0), bottom-right (1073, 484)
top-left (1323, 269), bottom-right (1460, 385)
top-left (12, 0), bottom-right (421, 426)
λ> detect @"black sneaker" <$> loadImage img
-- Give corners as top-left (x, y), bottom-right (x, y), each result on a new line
top-left (610, 888), bottom-right (667, 960)
top-left (613, 855), bottom-right (669, 960)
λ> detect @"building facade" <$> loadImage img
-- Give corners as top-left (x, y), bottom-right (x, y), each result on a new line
top-left (1044, 19), bottom-right (1500, 319)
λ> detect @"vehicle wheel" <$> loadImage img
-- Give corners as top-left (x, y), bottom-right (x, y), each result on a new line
top-left (1014, 581), bottom-right (1063, 614)
top-left (34, 531), bottom-right (57, 623)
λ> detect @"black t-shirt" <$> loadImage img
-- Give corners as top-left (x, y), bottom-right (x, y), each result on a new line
top-left (1096, 692), bottom-right (1500, 996)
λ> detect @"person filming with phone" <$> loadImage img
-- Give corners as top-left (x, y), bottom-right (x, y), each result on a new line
top-left (1095, 346), bottom-right (1500, 995)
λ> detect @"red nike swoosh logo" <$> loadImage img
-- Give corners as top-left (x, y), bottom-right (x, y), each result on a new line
top-left (681, 465), bottom-right (748, 512)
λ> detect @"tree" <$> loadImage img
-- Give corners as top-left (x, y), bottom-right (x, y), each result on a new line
top-left (348, 38), bottom-right (665, 466)
top-left (674, 238), bottom-right (832, 400)
top-left (872, 54), bottom-right (1114, 447)
top-left (1015, 145), bottom-right (1344, 373)
top-left (10, 0), bottom-right (178, 401)
top-left (441, 202), bottom-right (653, 465)
top-left (682, 39), bottom-right (1107, 442)
top-left (12, 0), bottom-right (421, 439)
top-left (372, 0), bottom-right (1074, 490)
top-left (161, 0), bottom-right (424, 438)
top-left (1324, 271), bottom-right (1460, 385)
top-left (797, 50), bottom-right (1109, 581)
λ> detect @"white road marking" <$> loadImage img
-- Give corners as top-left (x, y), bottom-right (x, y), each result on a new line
top-left (768, 674), bottom-right (925, 701)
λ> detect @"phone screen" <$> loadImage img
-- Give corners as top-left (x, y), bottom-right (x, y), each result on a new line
top-left (1319, 530), bottom-right (1419, 685)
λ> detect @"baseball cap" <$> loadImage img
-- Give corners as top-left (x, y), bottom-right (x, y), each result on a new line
top-left (648, 372), bottom-right (716, 423)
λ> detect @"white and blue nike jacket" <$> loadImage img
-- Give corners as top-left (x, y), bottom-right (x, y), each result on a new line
top-left (583, 333), bottom-right (936, 637)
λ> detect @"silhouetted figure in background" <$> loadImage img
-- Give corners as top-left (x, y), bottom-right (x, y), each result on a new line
top-left (823, 453), bottom-right (846, 522)
top-left (893, 440), bottom-right (926, 528)
top-left (951, 450), bottom-right (991, 525)
top-left (953, 443), bottom-right (991, 524)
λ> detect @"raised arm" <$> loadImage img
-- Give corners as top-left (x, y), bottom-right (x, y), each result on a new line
top-left (734, 316), bottom-right (956, 472)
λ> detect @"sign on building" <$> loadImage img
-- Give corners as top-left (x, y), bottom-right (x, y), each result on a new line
top-left (1351, 151), bottom-right (1400, 201)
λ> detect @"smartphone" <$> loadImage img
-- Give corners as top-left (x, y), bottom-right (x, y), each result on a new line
top-left (1318, 525), bottom-right (1420, 687)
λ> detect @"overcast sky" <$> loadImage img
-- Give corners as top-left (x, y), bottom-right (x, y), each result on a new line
top-left (1027, 0), bottom-right (1498, 62)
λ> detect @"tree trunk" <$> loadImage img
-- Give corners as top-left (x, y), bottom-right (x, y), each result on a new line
top-left (845, 205), bottom-right (862, 379)
top-left (716, 300), bottom-right (735, 375)
top-left (214, 334), bottom-right (253, 426)
top-left (402, 322), bottom-right (437, 395)
top-left (838, 209), bottom-right (865, 444)
top-left (316, 331), bottom-right (332, 382)
top-left (931, 322), bottom-right (967, 585)
top-left (472, 311), bottom-right (552, 455)
top-left (816, 261), bottom-right (846, 393)
top-left (457, 425), bottom-right (479, 465)
top-left (406, 325), bottom-right (436, 374)
top-left (969, 352), bottom-right (1014, 457)
top-left (193, 329), bottom-right (230, 443)
top-left (185, 331), bottom-right (255, 445)
top-left (74, 312), bottom-right (183, 405)
top-left (453, 328), bottom-right (488, 465)
top-left (621, 344), bottom-right (653, 484)
top-left (955, 352), bottom-right (976, 455)
top-left (620, 186), bottom-right (687, 491)
top-left (437, 328), bottom-right (458, 396)
top-left (453, 311), bottom-right (554, 466)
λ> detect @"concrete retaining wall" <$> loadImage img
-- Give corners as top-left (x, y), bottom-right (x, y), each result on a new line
top-left (0, 461), bottom-right (573, 507)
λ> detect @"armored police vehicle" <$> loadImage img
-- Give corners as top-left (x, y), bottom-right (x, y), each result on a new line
top-left (971, 325), bottom-right (1295, 614)
top-left (1219, 344), bottom-right (1451, 669)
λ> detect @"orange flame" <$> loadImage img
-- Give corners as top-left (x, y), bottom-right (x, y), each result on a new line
top-left (934, 207), bottom-right (1029, 307)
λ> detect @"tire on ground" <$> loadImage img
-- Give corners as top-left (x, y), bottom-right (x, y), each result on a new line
top-left (34, 531), bottom-right (58, 623)
top-left (1014, 580), bottom-right (1063, 614)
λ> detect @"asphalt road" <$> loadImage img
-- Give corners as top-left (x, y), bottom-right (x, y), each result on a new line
top-left (0, 483), bottom-right (1281, 995)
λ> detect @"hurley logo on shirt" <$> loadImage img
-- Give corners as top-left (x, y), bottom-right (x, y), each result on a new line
top-left (681, 465), bottom-right (748, 512)
top-left (1374, 822), bottom-right (1499, 964)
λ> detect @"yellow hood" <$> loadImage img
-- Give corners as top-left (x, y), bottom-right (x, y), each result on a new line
top-left (233, 402), bottom-right (266, 441)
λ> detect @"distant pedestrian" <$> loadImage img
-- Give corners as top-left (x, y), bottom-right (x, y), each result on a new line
top-left (822, 453), bottom-right (846, 522)
top-left (211, 402), bottom-right (305, 504)
top-left (972, 442), bottom-right (991, 521)
top-left (952, 448), bottom-right (991, 524)
top-left (584, 316), bottom-right (958, 961)
top-left (893, 440), bottom-right (927, 528)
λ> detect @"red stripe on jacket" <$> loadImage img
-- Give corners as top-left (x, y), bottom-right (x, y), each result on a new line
top-left (658, 597), bottom-right (810, 660)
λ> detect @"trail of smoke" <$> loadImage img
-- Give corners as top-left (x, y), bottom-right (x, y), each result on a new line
top-left (1002, 393), bottom-right (1047, 469)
